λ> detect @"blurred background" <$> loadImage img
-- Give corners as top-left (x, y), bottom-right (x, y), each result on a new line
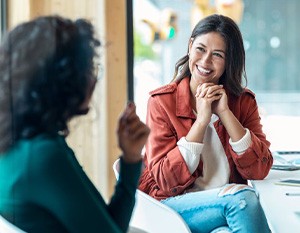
top-left (133, 0), bottom-right (300, 153)
top-left (1, 0), bottom-right (299, 199)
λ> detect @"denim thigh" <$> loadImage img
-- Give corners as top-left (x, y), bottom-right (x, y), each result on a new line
top-left (161, 185), bottom-right (270, 233)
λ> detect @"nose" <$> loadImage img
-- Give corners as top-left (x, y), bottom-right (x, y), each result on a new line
top-left (201, 52), bottom-right (212, 64)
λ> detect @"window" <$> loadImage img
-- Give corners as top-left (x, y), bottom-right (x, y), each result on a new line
top-left (241, 0), bottom-right (300, 116)
top-left (0, 0), bottom-right (7, 41)
top-left (133, 0), bottom-right (300, 151)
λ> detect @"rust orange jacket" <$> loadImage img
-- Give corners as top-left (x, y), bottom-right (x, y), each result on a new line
top-left (139, 77), bottom-right (273, 200)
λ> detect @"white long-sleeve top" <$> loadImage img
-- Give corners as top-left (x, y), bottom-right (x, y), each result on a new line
top-left (177, 114), bottom-right (252, 192)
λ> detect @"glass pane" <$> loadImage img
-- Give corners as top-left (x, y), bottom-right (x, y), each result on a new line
top-left (241, 0), bottom-right (300, 116)
top-left (133, 0), bottom-right (300, 121)
top-left (0, 0), bottom-right (4, 40)
top-left (133, 0), bottom-right (193, 121)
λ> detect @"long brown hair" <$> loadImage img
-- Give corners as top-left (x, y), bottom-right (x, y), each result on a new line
top-left (172, 14), bottom-right (247, 96)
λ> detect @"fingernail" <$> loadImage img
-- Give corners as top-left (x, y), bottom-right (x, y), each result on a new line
top-left (127, 101), bottom-right (134, 108)
top-left (127, 102), bottom-right (136, 112)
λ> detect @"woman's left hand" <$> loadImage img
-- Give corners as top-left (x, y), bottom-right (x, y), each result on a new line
top-left (211, 87), bottom-right (229, 116)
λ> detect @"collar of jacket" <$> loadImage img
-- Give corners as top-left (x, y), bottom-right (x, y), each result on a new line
top-left (149, 77), bottom-right (196, 119)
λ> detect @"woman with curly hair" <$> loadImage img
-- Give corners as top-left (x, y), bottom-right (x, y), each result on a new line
top-left (0, 15), bottom-right (149, 233)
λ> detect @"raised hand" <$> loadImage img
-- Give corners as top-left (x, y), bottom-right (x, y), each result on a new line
top-left (211, 87), bottom-right (229, 117)
top-left (117, 102), bottom-right (150, 163)
top-left (194, 83), bottom-right (223, 125)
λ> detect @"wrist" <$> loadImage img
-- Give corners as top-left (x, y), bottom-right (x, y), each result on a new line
top-left (194, 118), bottom-right (210, 128)
top-left (217, 108), bottom-right (231, 117)
top-left (122, 154), bottom-right (143, 164)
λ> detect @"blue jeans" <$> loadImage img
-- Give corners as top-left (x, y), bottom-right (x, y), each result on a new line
top-left (161, 184), bottom-right (270, 233)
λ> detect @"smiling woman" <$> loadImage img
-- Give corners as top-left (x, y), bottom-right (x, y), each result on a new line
top-left (138, 14), bottom-right (272, 233)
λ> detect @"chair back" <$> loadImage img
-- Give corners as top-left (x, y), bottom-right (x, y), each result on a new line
top-left (113, 158), bottom-right (191, 233)
top-left (112, 158), bottom-right (120, 180)
top-left (0, 216), bottom-right (26, 233)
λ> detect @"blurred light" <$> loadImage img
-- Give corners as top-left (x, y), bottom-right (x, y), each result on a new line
top-left (192, 0), bottom-right (244, 26)
top-left (160, 9), bottom-right (178, 40)
top-left (167, 27), bottom-right (176, 39)
top-left (244, 40), bottom-right (250, 51)
top-left (270, 37), bottom-right (281, 49)
top-left (215, 0), bottom-right (244, 24)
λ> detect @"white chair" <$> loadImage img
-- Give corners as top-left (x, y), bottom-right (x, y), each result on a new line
top-left (0, 215), bottom-right (26, 233)
top-left (113, 158), bottom-right (192, 233)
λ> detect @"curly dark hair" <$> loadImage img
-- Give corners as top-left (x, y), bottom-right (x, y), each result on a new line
top-left (172, 14), bottom-right (247, 96)
top-left (0, 15), bottom-right (100, 153)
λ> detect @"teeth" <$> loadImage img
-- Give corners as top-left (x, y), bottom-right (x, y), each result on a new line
top-left (198, 66), bottom-right (211, 74)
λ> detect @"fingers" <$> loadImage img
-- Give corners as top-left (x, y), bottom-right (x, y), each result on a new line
top-left (117, 102), bottom-right (150, 163)
top-left (128, 122), bottom-right (150, 142)
top-left (124, 114), bottom-right (149, 140)
top-left (196, 83), bottom-right (224, 99)
top-left (120, 102), bottom-right (136, 122)
top-left (118, 102), bottom-right (150, 139)
top-left (118, 102), bottom-right (136, 133)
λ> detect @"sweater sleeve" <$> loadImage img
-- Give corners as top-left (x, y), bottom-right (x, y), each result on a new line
top-left (28, 136), bottom-right (141, 233)
top-left (177, 137), bottom-right (203, 174)
top-left (229, 128), bottom-right (252, 155)
top-left (229, 92), bottom-right (273, 180)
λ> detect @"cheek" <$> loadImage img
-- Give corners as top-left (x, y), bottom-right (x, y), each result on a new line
top-left (222, 65), bottom-right (226, 75)
top-left (217, 62), bottom-right (226, 74)
top-left (188, 57), bottom-right (195, 73)
top-left (219, 67), bottom-right (225, 76)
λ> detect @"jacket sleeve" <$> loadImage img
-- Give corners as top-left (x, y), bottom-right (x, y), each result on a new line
top-left (145, 96), bottom-right (197, 196)
top-left (229, 93), bottom-right (273, 180)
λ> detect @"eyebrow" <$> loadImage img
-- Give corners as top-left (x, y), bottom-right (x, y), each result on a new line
top-left (197, 42), bottom-right (226, 54)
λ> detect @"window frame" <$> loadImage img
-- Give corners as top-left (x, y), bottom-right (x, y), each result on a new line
top-left (0, 0), bottom-right (7, 41)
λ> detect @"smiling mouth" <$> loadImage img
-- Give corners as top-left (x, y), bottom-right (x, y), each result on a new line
top-left (197, 65), bottom-right (212, 75)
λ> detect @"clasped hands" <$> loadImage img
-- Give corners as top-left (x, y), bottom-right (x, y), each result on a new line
top-left (195, 83), bottom-right (229, 121)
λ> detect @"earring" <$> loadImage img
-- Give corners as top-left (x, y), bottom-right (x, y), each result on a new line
top-left (187, 53), bottom-right (190, 56)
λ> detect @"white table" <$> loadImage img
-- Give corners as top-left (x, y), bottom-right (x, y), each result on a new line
top-left (250, 169), bottom-right (300, 233)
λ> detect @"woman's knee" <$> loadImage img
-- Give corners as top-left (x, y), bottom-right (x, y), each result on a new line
top-left (216, 184), bottom-right (269, 233)
top-left (218, 184), bottom-right (260, 210)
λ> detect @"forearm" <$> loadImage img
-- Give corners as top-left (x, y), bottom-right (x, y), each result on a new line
top-left (219, 109), bottom-right (246, 142)
top-left (186, 119), bottom-right (208, 143)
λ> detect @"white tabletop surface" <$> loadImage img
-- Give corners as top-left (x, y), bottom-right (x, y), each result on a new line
top-left (250, 169), bottom-right (300, 233)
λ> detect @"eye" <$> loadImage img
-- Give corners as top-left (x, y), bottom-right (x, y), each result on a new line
top-left (196, 47), bottom-right (205, 52)
top-left (213, 52), bottom-right (224, 59)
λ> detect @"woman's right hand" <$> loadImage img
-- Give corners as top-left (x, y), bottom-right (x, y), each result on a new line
top-left (194, 83), bottom-right (222, 125)
top-left (117, 102), bottom-right (150, 163)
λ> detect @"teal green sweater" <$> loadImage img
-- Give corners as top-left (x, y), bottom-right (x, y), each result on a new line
top-left (0, 134), bottom-right (141, 233)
